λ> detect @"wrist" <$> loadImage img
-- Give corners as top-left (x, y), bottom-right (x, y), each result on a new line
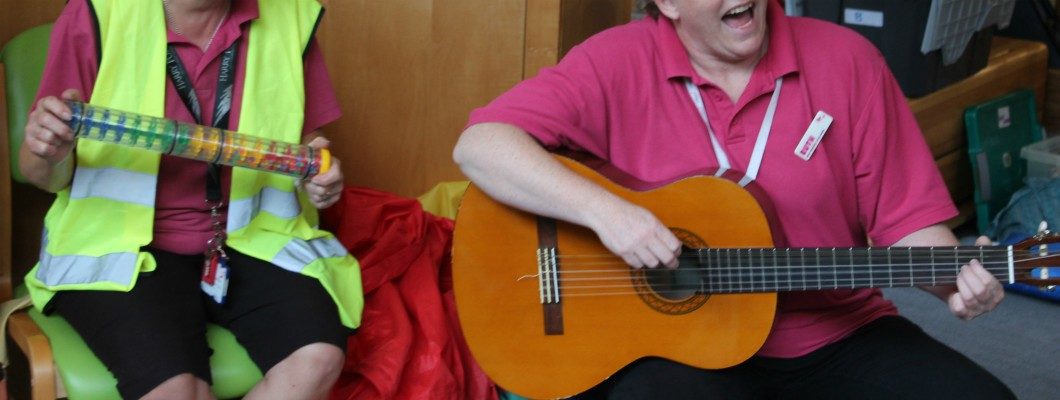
top-left (48, 151), bottom-right (72, 167)
top-left (578, 191), bottom-right (624, 232)
top-left (44, 152), bottom-right (75, 192)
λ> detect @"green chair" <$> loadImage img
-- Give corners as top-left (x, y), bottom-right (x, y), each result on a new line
top-left (2, 24), bottom-right (262, 399)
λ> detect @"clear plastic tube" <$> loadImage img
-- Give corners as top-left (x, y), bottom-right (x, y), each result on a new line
top-left (64, 101), bottom-right (330, 178)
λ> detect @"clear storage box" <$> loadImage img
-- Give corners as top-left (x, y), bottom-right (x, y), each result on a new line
top-left (1021, 135), bottom-right (1060, 179)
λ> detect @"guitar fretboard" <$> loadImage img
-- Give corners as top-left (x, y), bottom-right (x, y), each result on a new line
top-left (690, 246), bottom-right (1011, 293)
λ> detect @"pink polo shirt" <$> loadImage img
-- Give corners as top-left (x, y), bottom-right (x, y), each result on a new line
top-left (36, 0), bottom-right (342, 255)
top-left (468, 3), bottom-right (957, 357)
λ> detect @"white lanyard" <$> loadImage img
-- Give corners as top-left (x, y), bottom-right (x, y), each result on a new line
top-left (684, 77), bottom-right (783, 187)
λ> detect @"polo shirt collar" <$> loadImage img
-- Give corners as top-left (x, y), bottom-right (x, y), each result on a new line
top-left (166, 0), bottom-right (259, 47)
top-left (657, 2), bottom-right (799, 86)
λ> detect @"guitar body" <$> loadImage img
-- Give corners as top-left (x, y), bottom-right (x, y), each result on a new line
top-left (453, 158), bottom-right (779, 399)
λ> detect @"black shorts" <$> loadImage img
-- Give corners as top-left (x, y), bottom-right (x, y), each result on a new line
top-left (48, 246), bottom-right (351, 400)
top-left (575, 316), bottom-right (1014, 400)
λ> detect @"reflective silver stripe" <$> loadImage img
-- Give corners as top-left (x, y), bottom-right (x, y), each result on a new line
top-left (228, 187), bottom-right (302, 232)
top-left (272, 236), bottom-right (348, 273)
top-left (71, 167), bottom-right (157, 207)
top-left (36, 229), bottom-right (138, 287)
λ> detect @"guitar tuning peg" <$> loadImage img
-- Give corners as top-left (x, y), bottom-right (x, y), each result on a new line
top-left (1029, 224), bottom-right (1055, 256)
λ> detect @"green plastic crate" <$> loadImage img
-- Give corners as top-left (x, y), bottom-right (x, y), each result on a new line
top-left (964, 89), bottom-right (1044, 235)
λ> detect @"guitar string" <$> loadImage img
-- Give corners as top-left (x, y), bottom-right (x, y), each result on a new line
top-left (542, 260), bottom-right (1023, 269)
top-left (534, 249), bottom-right (1043, 268)
top-left (553, 279), bottom-right (969, 292)
top-left (512, 247), bottom-right (1052, 297)
top-left (521, 275), bottom-right (1009, 298)
top-left (519, 270), bottom-right (1020, 288)
top-left (512, 256), bottom-right (1049, 296)
top-left (518, 277), bottom-right (981, 298)
top-left (532, 277), bottom-right (1001, 291)
top-left (554, 285), bottom-right (967, 297)
top-left (550, 274), bottom-right (992, 286)
top-left (517, 256), bottom-right (1041, 276)
top-left (548, 247), bottom-right (1032, 259)
top-left (530, 262), bottom-right (1022, 274)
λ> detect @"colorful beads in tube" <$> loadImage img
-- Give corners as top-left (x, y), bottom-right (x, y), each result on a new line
top-left (63, 101), bottom-right (331, 178)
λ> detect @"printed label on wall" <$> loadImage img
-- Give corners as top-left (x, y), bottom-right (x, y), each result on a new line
top-left (844, 8), bottom-right (884, 28)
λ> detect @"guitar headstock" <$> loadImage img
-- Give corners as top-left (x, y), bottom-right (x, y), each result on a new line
top-left (1012, 232), bottom-right (1060, 286)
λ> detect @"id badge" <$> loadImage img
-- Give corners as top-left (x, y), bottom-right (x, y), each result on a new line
top-left (201, 252), bottom-right (230, 304)
top-left (794, 111), bottom-right (833, 161)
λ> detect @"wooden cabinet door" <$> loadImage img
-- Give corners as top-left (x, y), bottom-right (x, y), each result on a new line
top-left (318, 0), bottom-right (633, 196)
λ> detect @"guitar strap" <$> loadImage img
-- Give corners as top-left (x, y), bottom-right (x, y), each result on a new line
top-left (685, 77), bottom-right (783, 187)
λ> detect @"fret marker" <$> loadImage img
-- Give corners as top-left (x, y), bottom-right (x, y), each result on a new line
top-left (1007, 246), bottom-right (1015, 284)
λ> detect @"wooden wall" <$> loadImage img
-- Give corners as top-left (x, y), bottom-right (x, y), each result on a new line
top-left (316, 0), bottom-right (527, 196)
top-left (316, 0), bottom-right (632, 196)
top-left (0, 1), bottom-right (65, 48)
top-left (1, 63), bottom-right (12, 299)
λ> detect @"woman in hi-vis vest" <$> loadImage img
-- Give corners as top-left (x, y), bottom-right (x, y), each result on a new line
top-left (19, 0), bottom-right (364, 398)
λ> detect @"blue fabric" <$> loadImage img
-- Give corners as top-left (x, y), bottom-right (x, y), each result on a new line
top-left (989, 180), bottom-right (1060, 302)
top-left (989, 177), bottom-right (1060, 242)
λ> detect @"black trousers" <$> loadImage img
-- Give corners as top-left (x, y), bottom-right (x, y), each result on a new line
top-left (575, 316), bottom-right (1015, 400)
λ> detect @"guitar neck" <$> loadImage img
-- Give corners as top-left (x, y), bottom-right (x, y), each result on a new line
top-left (692, 246), bottom-right (1012, 293)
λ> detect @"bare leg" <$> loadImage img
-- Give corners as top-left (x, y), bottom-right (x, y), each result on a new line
top-left (140, 373), bottom-right (214, 400)
top-left (244, 343), bottom-right (345, 400)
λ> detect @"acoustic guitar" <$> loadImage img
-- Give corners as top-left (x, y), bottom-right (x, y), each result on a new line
top-left (451, 156), bottom-right (1060, 399)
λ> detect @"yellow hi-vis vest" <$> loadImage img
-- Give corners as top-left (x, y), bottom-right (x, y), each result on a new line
top-left (26, 0), bottom-right (363, 328)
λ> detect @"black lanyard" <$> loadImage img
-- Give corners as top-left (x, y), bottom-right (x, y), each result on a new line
top-left (165, 41), bottom-right (239, 202)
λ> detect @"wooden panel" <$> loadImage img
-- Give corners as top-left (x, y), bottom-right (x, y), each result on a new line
top-left (317, 0), bottom-right (526, 197)
top-left (519, 0), bottom-right (636, 82)
top-left (935, 149), bottom-right (972, 211)
top-left (10, 188), bottom-right (52, 283)
top-left (525, 0), bottom-right (562, 79)
top-left (1043, 68), bottom-right (1060, 133)
top-left (0, 0), bottom-right (63, 49)
top-left (558, 0), bottom-right (633, 57)
top-left (935, 143), bottom-right (974, 229)
top-left (949, 201), bottom-right (975, 230)
top-left (1, 63), bottom-right (12, 300)
top-left (8, 313), bottom-right (58, 400)
top-left (910, 37), bottom-right (1048, 159)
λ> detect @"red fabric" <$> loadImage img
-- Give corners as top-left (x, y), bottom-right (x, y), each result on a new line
top-left (322, 187), bottom-right (497, 400)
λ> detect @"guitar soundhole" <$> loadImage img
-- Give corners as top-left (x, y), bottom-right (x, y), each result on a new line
top-left (631, 228), bottom-right (710, 315)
